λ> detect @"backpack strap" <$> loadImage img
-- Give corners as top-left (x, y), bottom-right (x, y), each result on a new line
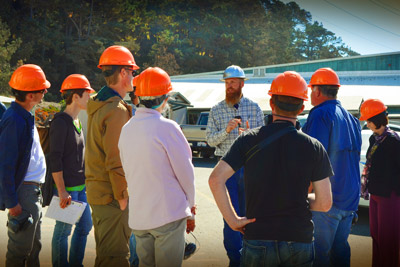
top-left (245, 126), bottom-right (297, 164)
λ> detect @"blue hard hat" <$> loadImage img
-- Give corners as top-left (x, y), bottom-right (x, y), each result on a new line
top-left (220, 65), bottom-right (248, 81)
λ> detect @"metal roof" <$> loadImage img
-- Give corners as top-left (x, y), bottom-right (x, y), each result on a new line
top-left (170, 82), bottom-right (392, 113)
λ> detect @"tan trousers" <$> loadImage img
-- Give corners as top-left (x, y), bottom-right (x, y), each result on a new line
top-left (133, 218), bottom-right (186, 267)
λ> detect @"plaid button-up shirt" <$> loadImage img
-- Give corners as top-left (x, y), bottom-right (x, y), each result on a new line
top-left (206, 97), bottom-right (264, 156)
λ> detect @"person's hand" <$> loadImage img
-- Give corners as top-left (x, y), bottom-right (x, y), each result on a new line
top-left (186, 218), bottom-right (195, 233)
top-left (8, 203), bottom-right (22, 217)
top-left (226, 118), bottom-right (241, 133)
top-left (238, 120), bottom-right (250, 135)
top-left (59, 191), bottom-right (72, 209)
top-left (118, 197), bottom-right (128, 211)
top-left (229, 216), bottom-right (256, 234)
top-left (186, 205), bottom-right (197, 233)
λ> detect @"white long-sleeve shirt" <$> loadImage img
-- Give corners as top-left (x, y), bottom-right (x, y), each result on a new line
top-left (119, 108), bottom-right (195, 230)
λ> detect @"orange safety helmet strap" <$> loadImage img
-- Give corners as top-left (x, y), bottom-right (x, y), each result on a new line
top-left (98, 45), bottom-right (139, 70)
top-left (135, 67), bottom-right (172, 97)
top-left (268, 71), bottom-right (308, 101)
top-left (9, 64), bottom-right (51, 91)
top-left (60, 74), bottom-right (95, 93)
top-left (308, 68), bottom-right (340, 87)
top-left (359, 99), bottom-right (387, 121)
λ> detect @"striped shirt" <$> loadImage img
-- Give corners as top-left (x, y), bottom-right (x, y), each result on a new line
top-left (206, 97), bottom-right (264, 156)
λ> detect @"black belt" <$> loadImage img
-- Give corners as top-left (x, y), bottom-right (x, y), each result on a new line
top-left (22, 181), bottom-right (42, 187)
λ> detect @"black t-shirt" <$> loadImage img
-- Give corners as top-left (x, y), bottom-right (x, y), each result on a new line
top-left (223, 121), bottom-right (333, 243)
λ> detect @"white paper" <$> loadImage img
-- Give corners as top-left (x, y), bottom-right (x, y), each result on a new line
top-left (45, 196), bottom-right (87, 225)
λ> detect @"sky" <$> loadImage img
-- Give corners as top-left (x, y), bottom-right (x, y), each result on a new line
top-left (280, 0), bottom-right (400, 55)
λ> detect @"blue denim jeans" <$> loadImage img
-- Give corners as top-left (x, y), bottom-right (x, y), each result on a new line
top-left (312, 205), bottom-right (355, 267)
top-left (240, 239), bottom-right (314, 267)
top-left (52, 187), bottom-right (93, 267)
top-left (224, 167), bottom-right (245, 267)
top-left (129, 233), bottom-right (139, 267)
top-left (6, 183), bottom-right (42, 267)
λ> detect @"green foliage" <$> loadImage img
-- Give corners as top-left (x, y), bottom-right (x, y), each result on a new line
top-left (0, 0), bottom-right (359, 98)
top-left (0, 18), bottom-right (21, 96)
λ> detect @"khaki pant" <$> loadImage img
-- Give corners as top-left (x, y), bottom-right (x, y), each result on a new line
top-left (133, 218), bottom-right (186, 267)
top-left (90, 200), bottom-right (131, 267)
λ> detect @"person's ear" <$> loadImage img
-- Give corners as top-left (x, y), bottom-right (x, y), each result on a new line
top-left (120, 68), bottom-right (125, 76)
top-left (315, 87), bottom-right (321, 97)
top-left (26, 92), bottom-right (34, 101)
top-left (73, 93), bottom-right (80, 102)
top-left (269, 98), bottom-right (275, 112)
top-left (297, 104), bottom-right (305, 115)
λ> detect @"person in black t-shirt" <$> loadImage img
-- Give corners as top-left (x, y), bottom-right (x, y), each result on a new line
top-left (209, 71), bottom-right (333, 267)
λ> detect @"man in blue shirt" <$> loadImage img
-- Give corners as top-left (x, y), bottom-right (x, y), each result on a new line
top-left (206, 65), bottom-right (264, 266)
top-left (302, 68), bottom-right (362, 267)
top-left (0, 64), bottom-right (50, 266)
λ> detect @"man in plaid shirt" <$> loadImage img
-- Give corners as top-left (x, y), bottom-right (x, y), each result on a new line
top-left (206, 65), bottom-right (264, 266)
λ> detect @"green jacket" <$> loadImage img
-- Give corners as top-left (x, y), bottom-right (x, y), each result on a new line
top-left (85, 87), bottom-right (132, 205)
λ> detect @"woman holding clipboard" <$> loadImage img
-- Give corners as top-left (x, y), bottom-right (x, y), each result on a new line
top-left (49, 74), bottom-right (94, 267)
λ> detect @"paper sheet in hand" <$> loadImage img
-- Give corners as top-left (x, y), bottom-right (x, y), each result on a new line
top-left (45, 196), bottom-right (87, 225)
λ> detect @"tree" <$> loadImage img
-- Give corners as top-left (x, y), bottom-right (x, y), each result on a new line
top-left (0, 18), bottom-right (21, 96)
top-left (297, 21), bottom-right (359, 60)
top-left (0, 0), bottom-right (359, 91)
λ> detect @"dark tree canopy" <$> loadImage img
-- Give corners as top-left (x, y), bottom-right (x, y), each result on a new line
top-left (0, 0), bottom-right (358, 99)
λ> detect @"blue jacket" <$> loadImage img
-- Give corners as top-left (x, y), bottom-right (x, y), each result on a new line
top-left (0, 102), bottom-right (6, 120)
top-left (302, 100), bottom-right (362, 211)
top-left (0, 102), bottom-right (35, 210)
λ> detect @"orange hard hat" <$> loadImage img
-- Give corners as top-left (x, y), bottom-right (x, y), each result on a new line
top-left (135, 67), bottom-right (172, 97)
top-left (359, 99), bottom-right (387, 121)
top-left (9, 64), bottom-right (51, 91)
top-left (132, 75), bottom-right (139, 87)
top-left (308, 68), bottom-right (340, 87)
top-left (60, 74), bottom-right (95, 93)
top-left (268, 71), bottom-right (308, 100)
top-left (98, 45), bottom-right (139, 70)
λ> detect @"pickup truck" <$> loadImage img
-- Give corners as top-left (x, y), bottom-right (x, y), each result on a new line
top-left (180, 112), bottom-right (215, 158)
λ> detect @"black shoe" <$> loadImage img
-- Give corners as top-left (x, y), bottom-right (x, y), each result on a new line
top-left (184, 242), bottom-right (196, 260)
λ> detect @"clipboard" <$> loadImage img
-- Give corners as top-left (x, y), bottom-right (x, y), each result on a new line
top-left (45, 196), bottom-right (87, 225)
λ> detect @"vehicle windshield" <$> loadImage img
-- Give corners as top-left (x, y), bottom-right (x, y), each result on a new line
top-left (198, 113), bottom-right (209, 125)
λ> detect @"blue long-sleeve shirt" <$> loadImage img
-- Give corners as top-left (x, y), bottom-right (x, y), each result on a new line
top-left (0, 102), bottom-right (6, 120)
top-left (0, 102), bottom-right (35, 210)
top-left (302, 100), bottom-right (362, 211)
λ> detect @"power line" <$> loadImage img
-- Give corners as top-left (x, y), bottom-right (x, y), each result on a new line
top-left (312, 14), bottom-right (398, 51)
top-left (375, 0), bottom-right (400, 14)
top-left (369, 0), bottom-right (400, 17)
top-left (324, 0), bottom-right (400, 38)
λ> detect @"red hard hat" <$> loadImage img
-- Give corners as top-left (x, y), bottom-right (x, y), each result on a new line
top-left (98, 45), bottom-right (139, 70)
top-left (60, 74), bottom-right (95, 93)
top-left (359, 99), bottom-right (387, 121)
top-left (268, 71), bottom-right (308, 100)
top-left (308, 68), bottom-right (340, 87)
top-left (135, 67), bottom-right (172, 97)
top-left (9, 64), bottom-right (51, 91)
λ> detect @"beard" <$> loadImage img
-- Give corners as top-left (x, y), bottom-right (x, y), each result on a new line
top-left (225, 88), bottom-right (242, 106)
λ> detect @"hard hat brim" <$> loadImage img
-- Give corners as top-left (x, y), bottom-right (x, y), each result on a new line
top-left (220, 78), bottom-right (248, 82)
